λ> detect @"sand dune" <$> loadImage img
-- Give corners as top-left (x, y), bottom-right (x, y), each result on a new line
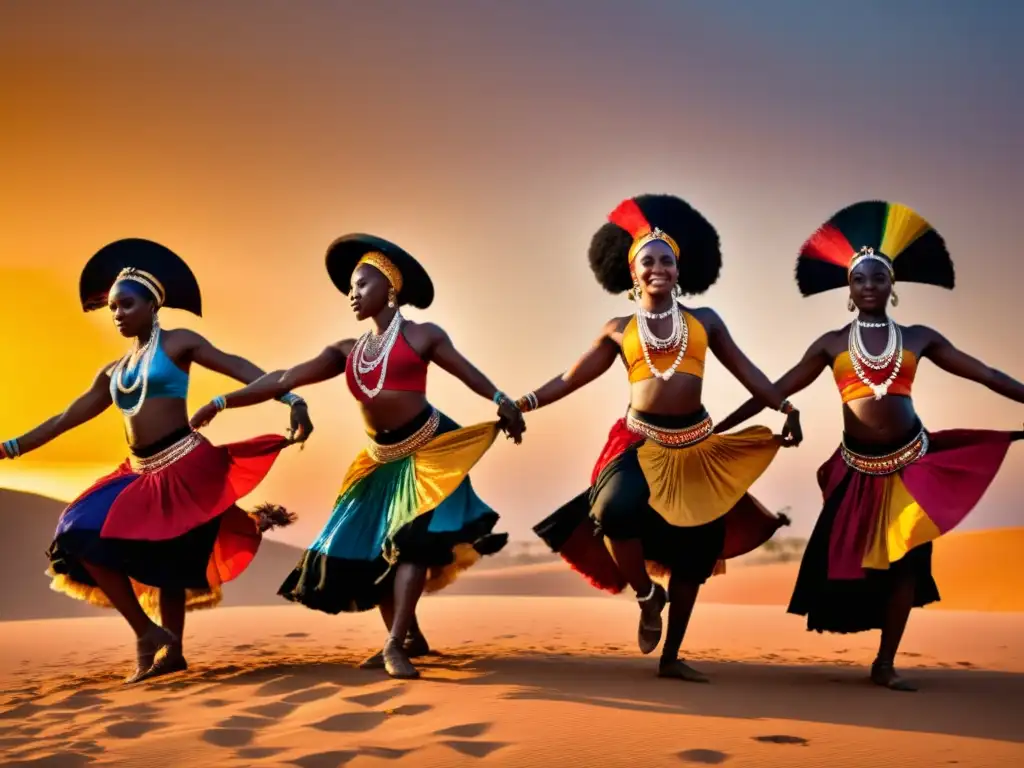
top-left (1, 598), bottom-right (1023, 767)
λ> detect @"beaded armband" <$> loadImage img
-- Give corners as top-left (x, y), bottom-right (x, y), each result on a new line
top-left (278, 392), bottom-right (306, 407)
top-left (212, 396), bottom-right (227, 411)
top-left (515, 392), bottom-right (539, 412)
top-left (1, 438), bottom-right (21, 459)
top-left (779, 399), bottom-right (796, 414)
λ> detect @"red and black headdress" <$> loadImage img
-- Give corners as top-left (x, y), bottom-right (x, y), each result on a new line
top-left (796, 200), bottom-right (954, 297)
top-left (588, 194), bottom-right (721, 296)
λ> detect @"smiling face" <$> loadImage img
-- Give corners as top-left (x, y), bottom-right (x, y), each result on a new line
top-left (848, 259), bottom-right (894, 313)
top-left (631, 239), bottom-right (679, 299)
top-left (348, 264), bottom-right (392, 320)
top-left (108, 281), bottom-right (157, 338)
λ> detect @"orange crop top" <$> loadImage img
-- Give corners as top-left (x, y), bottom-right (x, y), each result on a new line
top-left (832, 349), bottom-right (917, 403)
top-left (621, 311), bottom-right (708, 383)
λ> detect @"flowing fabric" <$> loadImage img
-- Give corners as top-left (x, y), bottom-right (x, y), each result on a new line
top-left (46, 430), bottom-right (289, 621)
top-left (278, 411), bottom-right (507, 614)
top-left (789, 425), bottom-right (1021, 633)
top-left (534, 411), bottom-right (787, 594)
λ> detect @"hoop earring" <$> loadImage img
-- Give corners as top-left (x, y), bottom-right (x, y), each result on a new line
top-left (672, 284), bottom-right (682, 299)
top-left (890, 290), bottom-right (899, 308)
top-left (847, 296), bottom-right (855, 312)
top-left (630, 282), bottom-right (642, 302)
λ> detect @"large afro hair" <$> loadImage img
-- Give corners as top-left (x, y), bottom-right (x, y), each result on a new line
top-left (588, 194), bottom-right (721, 296)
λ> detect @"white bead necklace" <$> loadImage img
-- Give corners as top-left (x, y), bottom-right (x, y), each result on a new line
top-left (848, 317), bottom-right (903, 400)
top-left (352, 311), bottom-right (404, 399)
top-left (110, 322), bottom-right (162, 416)
top-left (636, 302), bottom-right (688, 381)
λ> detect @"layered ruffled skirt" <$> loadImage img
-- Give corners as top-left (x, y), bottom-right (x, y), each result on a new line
top-left (278, 406), bottom-right (508, 613)
top-left (534, 408), bottom-right (789, 592)
top-left (788, 422), bottom-right (1023, 633)
top-left (46, 426), bottom-right (290, 621)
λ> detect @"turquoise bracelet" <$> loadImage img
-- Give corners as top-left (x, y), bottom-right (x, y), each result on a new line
top-left (1, 438), bottom-right (21, 459)
top-left (278, 392), bottom-right (306, 407)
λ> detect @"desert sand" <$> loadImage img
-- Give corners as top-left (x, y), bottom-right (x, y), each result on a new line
top-left (2, 598), bottom-right (1023, 767)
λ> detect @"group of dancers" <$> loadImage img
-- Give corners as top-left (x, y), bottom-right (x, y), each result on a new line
top-left (3, 194), bottom-right (1021, 691)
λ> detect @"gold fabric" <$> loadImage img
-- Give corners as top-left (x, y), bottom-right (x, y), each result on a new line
top-left (637, 426), bottom-right (780, 527)
top-left (862, 473), bottom-right (940, 570)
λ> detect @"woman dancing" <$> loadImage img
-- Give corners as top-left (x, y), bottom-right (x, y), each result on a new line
top-left (191, 233), bottom-right (525, 680)
top-left (520, 194), bottom-right (800, 682)
top-left (0, 238), bottom-right (303, 683)
top-left (715, 200), bottom-right (1024, 691)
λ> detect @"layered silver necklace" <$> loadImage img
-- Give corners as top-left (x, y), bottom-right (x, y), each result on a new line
top-left (848, 316), bottom-right (902, 400)
top-left (636, 301), bottom-right (688, 381)
top-left (351, 310), bottom-right (404, 399)
top-left (109, 321), bottom-right (162, 417)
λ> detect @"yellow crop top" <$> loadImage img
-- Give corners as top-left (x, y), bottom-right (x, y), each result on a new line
top-left (621, 310), bottom-right (708, 383)
top-left (832, 349), bottom-right (917, 404)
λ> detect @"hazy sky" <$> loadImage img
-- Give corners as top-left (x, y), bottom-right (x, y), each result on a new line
top-left (2, 1), bottom-right (1022, 547)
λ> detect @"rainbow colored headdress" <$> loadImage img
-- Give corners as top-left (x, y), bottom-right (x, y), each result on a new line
top-left (795, 200), bottom-right (954, 297)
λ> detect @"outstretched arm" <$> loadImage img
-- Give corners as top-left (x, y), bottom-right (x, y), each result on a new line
top-left (419, 323), bottom-right (526, 440)
top-left (515, 319), bottom-right (621, 411)
top-left (178, 329), bottom-right (272, 386)
top-left (714, 334), bottom-right (831, 433)
top-left (2, 365), bottom-right (114, 458)
top-left (220, 344), bottom-right (349, 409)
top-left (921, 326), bottom-right (1024, 403)
top-left (705, 309), bottom-right (794, 410)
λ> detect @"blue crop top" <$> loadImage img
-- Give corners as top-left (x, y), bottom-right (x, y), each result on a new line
top-left (110, 336), bottom-right (189, 412)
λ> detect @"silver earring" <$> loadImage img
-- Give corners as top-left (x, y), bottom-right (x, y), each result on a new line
top-left (672, 284), bottom-right (682, 299)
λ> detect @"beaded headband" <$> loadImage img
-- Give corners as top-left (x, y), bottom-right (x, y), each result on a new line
top-left (848, 246), bottom-right (894, 282)
top-left (114, 267), bottom-right (166, 307)
top-left (357, 251), bottom-right (404, 294)
top-left (628, 228), bottom-right (680, 266)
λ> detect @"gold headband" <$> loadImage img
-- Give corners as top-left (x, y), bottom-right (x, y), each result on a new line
top-left (628, 228), bottom-right (680, 266)
top-left (848, 246), bottom-right (894, 281)
top-left (114, 267), bottom-right (166, 307)
top-left (357, 251), bottom-right (404, 294)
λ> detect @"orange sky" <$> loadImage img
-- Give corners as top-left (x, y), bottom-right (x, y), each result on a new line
top-left (2, 2), bottom-right (1022, 547)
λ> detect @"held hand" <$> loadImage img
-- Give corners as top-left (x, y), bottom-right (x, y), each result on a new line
top-left (287, 402), bottom-right (314, 444)
top-left (190, 402), bottom-right (220, 430)
top-left (780, 409), bottom-right (803, 447)
top-left (496, 400), bottom-right (526, 445)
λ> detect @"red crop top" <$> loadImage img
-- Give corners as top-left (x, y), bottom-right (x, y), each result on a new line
top-left (345, 330), bottom-right (429, 403)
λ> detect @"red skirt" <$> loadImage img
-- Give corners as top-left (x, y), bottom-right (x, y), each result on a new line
top-left (788, 425), bottom-right (1021, 633)
top-left (46, 426), bottom-right (290, 619)
top-left (534, 416), bottom-right (788, 593)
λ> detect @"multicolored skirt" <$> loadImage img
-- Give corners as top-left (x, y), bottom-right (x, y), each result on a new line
top-left (278, 406), bottom-right (508, 614)
top-left (788, 422), bottom-right (1022, 634)
top-left (533, 407), bottom-right (788, 592)
top-left (46, 425), bottom-right (290, 621)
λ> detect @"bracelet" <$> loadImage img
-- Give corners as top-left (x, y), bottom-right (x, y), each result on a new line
top-left (515, 392), bottom-right (539, 412)
top-left (492, 390), bottom-right (511, 406)
top-left (1, 438), bottom-right (21, 459)
top-left (779, 399), bottom-right (796, 414)
top-left (278, 392), bottom-right (306, 407)
top-left (212, 396), bottom-right (227, 412)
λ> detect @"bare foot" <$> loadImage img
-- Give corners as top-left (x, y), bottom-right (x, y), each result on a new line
top-left (657, 659), bottom-right (710, 683)
top-left (637, 583), bottom-right (667, 655)
top-left (359, 630), bottom-right (431, 670)
top-left (871, 660), bottom-right (917, 692)
top-left (124, 625), bottom-right (177, 685)
top-left (382, 637), bottom-right (420, 680)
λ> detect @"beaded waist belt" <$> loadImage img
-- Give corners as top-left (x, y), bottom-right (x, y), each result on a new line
top-left (129, 431), bottom-right (204, 474)
top-left (625, 411), bottom-right (714, 448)
top-left (840, 428), bottom-right (929, 476)
top-left (367, 408), bottom-right (441, 463)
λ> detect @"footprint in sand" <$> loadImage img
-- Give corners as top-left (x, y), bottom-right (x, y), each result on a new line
top-left (441, 740), bottom-right (509, 758)
top-left (106, 720), bottom-right (169, 739)
top-left (282, 686), bottom-right (340, 705)
top-left (288, 749), bottom-right (358, 767)
top-left (435, 723), bottom-right (492, 739)
top-left (955, 661), bottom-right (975, 668)
top-left (346, 688), bottom-right (404, 708)
top-left (245, 701), bottom-right (299, 718)
top-left (284, 632), bottom-right (310, 638)
top-left (236, 746), bottom-right (286, 760)
top-left (753, 735), bottom-right (809, 746)
top-left (677, 749), bottom-right (730, 764)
